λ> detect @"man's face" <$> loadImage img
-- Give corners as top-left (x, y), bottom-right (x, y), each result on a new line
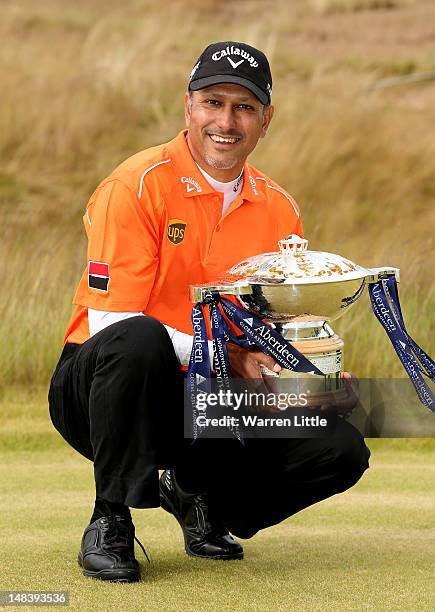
top-left (185, 83), bottom-right (274, 182)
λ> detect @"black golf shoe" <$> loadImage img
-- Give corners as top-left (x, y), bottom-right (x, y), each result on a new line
top-left (159, 470), bottom-right (243, 560)
top-left (78, 514), bottom-right (147, 582)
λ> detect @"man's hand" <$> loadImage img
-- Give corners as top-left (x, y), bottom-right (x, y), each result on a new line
top-left (319, 372), bottom-right (359, 417)
top-left (226, 343), bottom-right (281, 379)
top-left (226, 345), bottom-right (359, 417)
top-left (226, 344), bottom-right (282, 414)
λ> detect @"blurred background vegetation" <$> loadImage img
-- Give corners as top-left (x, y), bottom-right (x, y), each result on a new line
top-left (1, 0), bottom-right (434, 393)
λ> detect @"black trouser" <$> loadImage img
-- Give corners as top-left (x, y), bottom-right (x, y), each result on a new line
top-left (48, 316), bottom-right (370, 538)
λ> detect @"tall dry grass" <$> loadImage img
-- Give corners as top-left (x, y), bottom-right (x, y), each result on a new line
top-left (1, 0), bottom-right (434, 391)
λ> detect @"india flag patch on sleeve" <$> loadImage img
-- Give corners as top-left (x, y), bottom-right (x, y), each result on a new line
top-left (88, 261), bottom-right (110, 292)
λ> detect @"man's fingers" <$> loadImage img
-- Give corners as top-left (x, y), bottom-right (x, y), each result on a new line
top-left (320, 372), bottom-right (360, 414)
top-left (259, 363), bottom-right (284, 398)
top-left (259, 359), bottom-right (281, 374)
top-left (249, 350), bottom-right (281, 374)
top-left (342, 372), bottom-right (359, 406)
top-left (226, 346), bottom-right (283, 413)
top-left (259, 364), bottom-right (279, 377)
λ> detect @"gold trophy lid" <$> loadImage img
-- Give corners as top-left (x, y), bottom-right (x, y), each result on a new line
top-left (228, 235), bottom-right (370, 285)
top-left (190, 236), bottom-right (399, 315)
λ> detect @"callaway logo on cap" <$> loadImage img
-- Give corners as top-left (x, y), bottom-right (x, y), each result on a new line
top-left (188, 41), bottom-right (272, 105)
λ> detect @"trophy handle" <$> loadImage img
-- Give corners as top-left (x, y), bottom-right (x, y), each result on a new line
top-left (366, 267), bottom-right (400, 283)
top-left (190, 282), bottom-right (252, 304)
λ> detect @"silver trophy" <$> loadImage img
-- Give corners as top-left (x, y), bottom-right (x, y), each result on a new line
top-left (191, 235), bottom-right (399, 406)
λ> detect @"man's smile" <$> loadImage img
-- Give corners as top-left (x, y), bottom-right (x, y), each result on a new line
top-left (207, 133), bottom-right (242, 145)
top-left (185, 83), bottom-right (274, 180)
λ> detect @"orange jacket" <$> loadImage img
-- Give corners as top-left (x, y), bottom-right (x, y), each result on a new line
top-left (65, 130), bottom-right (303, 344)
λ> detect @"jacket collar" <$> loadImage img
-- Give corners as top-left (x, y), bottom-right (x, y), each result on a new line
top-left (167, 130), bottom-right (265, 203)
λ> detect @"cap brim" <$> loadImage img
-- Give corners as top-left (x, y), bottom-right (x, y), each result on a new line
top-left (189, 74), bottom-right (269, 105)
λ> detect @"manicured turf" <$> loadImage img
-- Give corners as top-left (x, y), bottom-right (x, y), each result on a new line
top-left (1, 391), bottom-right (434, 611)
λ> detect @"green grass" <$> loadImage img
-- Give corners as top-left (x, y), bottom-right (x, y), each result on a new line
top-left (1, 389), bottom-right (434, 611)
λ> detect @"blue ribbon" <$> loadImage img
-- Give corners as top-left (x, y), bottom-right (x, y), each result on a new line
top-left (382, 275), bottom-right (435, 379)
top-left (368, 275), bottom-right (435, 411)
top-left (218, 298), bottom-right (323, 374)
top-left (187, 291), bottom-right (324, 440)
top-left (187, 295), bottom-right (242, 441)
top-left (187, 275), bottom-right (434, 441)
top-left (187, 304), bottom-right (211, 440)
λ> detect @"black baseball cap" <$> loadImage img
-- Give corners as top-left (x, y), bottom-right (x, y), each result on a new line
top-left (188, 41), bottom-right (272, 105)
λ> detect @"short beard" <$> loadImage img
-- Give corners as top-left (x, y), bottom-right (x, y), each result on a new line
top-left (204, 152), bottom-right (238, 170)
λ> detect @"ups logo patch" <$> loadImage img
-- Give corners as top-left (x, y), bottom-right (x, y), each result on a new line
top-left (167, 219), bottom-right (187, 245)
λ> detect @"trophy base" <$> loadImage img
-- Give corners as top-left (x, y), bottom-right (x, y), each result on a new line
top-left (268, 318), bottom-right (345, 401)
